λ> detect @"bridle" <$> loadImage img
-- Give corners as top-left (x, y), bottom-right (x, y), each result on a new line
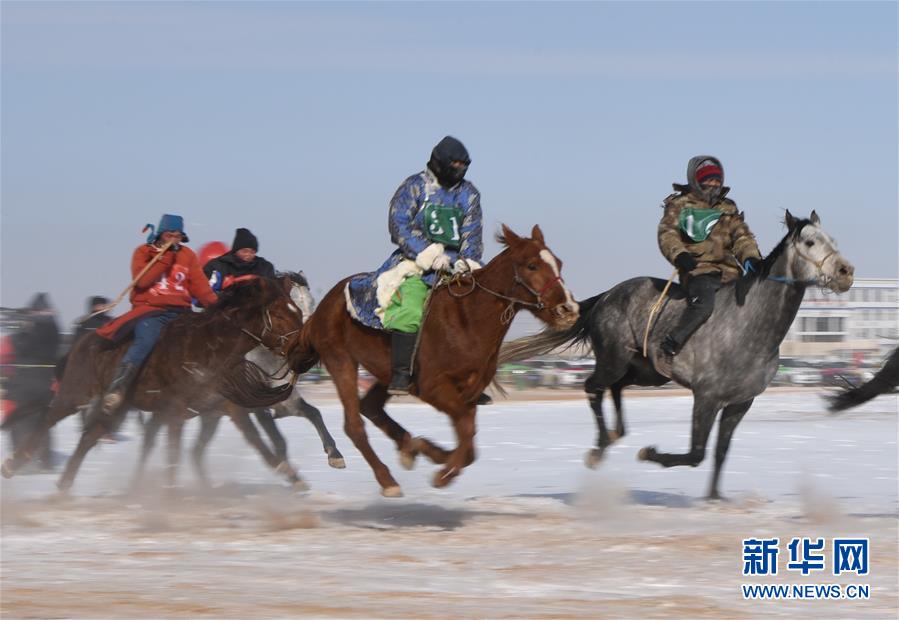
top-left (446, 265), bottom-right (567, 323)
top-left (768, 233), bottom-right (839, 287)
top-left (225, 281), bottom-right (303, 356)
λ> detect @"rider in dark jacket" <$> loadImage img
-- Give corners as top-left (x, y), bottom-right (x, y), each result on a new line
top-left (203, 228), bottom-right (276, 290)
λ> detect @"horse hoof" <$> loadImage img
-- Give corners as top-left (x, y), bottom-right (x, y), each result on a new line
top-left (607, 430), bottom-right (620, 442)
top-left (584, 449), bottom-right (603, 469)
top-left (1, 459), bottom-right (15, 479)
top-left (637, 446), bottom-right (656, 461)
top-left (399, 451), bottom-right (416, 471)
top-left (292, 479), bottom-right (310, 492)
top-left (381, 485), bottom-right (403, 498)
top-left (431, 468), bottom-right (458, 489)
top-left (327, 456), bottom-right (346, 470)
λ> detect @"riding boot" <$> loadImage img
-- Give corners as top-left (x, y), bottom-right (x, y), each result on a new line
top-left (100, 362), bottom-right (139, 415)
top-left (388, 331), bottom-right (417, 395)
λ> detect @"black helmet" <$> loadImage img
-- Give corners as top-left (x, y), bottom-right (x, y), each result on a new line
top-left (427, 136), bottom-right (470, 188)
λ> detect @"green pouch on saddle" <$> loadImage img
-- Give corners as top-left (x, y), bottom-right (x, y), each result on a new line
top-left (383, 275), bottom-right (429, 333)
top-left (422, 203), bottom-right (463, 249)
top-left (678, 207), bottom-right (722, 242)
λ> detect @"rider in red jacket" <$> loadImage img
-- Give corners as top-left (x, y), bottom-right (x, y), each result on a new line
top-left (94, 214), bottom-right (217, 417)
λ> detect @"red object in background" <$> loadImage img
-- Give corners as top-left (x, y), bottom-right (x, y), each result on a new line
top-left (1, 399), bottom-right (16, 423)
top-left (198, 241), bottom-right (229, 267)
top-left (853, 351), bottom-right (864, 366)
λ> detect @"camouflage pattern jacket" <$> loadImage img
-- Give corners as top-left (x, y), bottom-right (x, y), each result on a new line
top-left (657, 189), bottom-right (762, 284)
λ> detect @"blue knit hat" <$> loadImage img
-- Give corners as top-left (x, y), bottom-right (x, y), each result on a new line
top-left (144, 213), bottom-right (189, 243)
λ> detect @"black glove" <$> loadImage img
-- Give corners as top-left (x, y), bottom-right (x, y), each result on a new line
top-left (674, 252), bottom-right (697, 273)
top-left (743, 257), bottom-right (762, 274)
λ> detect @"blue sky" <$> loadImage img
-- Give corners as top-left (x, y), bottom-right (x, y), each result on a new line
top-left (2, 2), bottom-right (896, 333)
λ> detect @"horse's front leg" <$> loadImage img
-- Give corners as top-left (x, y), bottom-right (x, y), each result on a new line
top-left (638, 395), bottom-right (719, 469)
top-left (359, 383), bottom-right (450, 470)
top-left (432, 404), bottom-right (476, 489)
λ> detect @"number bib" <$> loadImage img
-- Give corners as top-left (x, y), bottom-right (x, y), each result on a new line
top-left (678, 207), bottom-right (722, 242)
top-left (422, 203), bottom-right (463, 249)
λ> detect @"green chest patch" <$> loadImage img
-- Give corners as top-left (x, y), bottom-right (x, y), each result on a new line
top-left (679, 207), bottom-right (723, 242)
top-left (422, 203), bottom-right (463, 249)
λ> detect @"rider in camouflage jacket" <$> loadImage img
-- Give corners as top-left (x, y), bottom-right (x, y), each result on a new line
top-left (657, 156), bottom-right (762, 364)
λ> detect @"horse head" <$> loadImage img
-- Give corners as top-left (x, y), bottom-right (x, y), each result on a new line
top-left (783, 210), bottom-right (854, 292)
top-left (217, 277), bottom-right (304, 356)
top-left (496, 224), bottom-right (579, 329)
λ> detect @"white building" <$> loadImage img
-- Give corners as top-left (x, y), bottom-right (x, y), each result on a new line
top-left (781, 278), bottom-right (898, 361)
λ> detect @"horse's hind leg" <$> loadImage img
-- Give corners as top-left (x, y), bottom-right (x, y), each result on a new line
top-left (191, 413), bottom-right (222, 487)
top-left (359, 384), bottom-right (449, 470)
top-left (165, 415), bottom-right (184, 490)
top-left (228, 410), bottom-right (308, 492)
top-left (583, 334), bottom-right (632, 467)
top-left (329, 360), bottom-right (402, 497)
top-left (707, 399), bottom-right (753, 500)
top-left (611, 381), bottom-right (626, 440)
top-left (295, 397), bottom-right (346, 469)
top-left (130, 411), bottom-right (165, 490)
top-left (57, 412), bottom-right (126, 493)
top-left (638, 395), bottom-right (719, 471)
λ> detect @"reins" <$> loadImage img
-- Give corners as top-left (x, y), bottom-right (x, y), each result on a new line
top-left (445, 266), bottom-right (563, 325)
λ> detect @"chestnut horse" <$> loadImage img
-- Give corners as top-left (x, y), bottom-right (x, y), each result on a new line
top-left (285, 225), bottom-right (578, 496)
top-left (2, 277), bottom-right (305, 491)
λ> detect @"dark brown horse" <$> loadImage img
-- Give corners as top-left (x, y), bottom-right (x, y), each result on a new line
top-left (282, 225), bottom-right (578, 496)
top-left (2, 277), bottom-right (305, 491)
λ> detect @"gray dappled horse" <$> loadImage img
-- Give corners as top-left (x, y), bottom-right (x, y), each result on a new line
top-left (501, 211), bottom-right (854, 499)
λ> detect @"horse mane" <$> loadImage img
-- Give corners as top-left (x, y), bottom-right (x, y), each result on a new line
top-left (277, 270), bottom-right (309, 287)
top-left (192, 278), bottom-right (282, 329)
top-left (755, 217), bottom-right (811, 279)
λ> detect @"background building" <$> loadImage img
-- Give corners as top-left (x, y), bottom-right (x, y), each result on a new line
top-left (781, 278), bottom-right (898, 362)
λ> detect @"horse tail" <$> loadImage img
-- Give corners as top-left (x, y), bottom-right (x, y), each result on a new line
top-left (827, 347), bottom-right (899, 412)
top-left (219, 359), bottom-right (295, 409)
top-left (499, 293), bottom-right (603, 365)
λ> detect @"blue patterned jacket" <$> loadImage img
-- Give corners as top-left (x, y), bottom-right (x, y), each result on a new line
top-left (346, 168), bottom-right (483, 329)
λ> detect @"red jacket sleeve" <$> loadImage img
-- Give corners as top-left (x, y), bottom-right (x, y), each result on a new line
top-left (132, 245), bottom-right (175, 291)
top-left (184, 250), bottom-right (219, 307)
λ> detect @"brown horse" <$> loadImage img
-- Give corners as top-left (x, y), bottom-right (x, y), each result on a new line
top-left (2, 276), bottom-right (305, 491)
top-left (283, 224), bottom-right (578, 496)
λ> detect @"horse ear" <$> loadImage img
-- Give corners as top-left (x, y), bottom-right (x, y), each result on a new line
top-left (785, 209), bottom-right (798, 230)
top-left (531, 225), bottom-right (545, 244)
top-left (810, 210), bottom-right (821, 225)
top-left (500, 224), bottom-right (521, 246)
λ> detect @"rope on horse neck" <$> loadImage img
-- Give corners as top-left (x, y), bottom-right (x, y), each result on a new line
top-left (643, 269), bottom-right (676, 358)
top-left (444, 269), bottom-right (544, 324)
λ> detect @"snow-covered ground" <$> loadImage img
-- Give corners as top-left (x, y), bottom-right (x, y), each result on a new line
top-left (2, 390), bottom-right (897, 618)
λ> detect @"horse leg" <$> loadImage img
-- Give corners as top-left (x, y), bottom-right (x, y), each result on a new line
top-left (432, 404), bottom-right (477, 489)
top-left (611, 381), bottom-right (626, 440)
top-left (130, 411), bottom-right (165, 490)
top-left (638, 395), bottom-right (719, 470)
top-left (329, 360), bottom-right (402, 497)
top-left (585, 389), bottom-right (612, 468)
top-left (583, 356), bottom-right (628, 467)
top-left (707, 399), bottom-right (753, 500)
top-left (296, 397), bottom-right (346, 469)
top-left (191, 413), bottom-right (222, 487)
top-left (254, 410), bottom-right (287, 462)
top-left (56, 412), bottom-right (125, 493)
top-left (359, 384), bottom-right (449, 470)
top-left (228, 410), bottom-right (308, 492)
top-left (3, 396), bottom-right (78, 478)
top-left (165, 415), bottom-right (184, 490)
